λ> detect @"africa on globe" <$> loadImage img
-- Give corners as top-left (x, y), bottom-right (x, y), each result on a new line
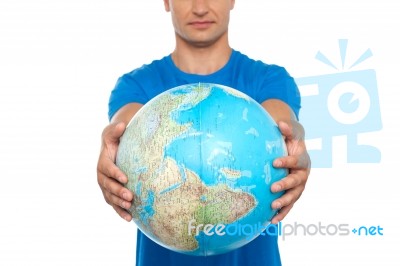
top-left (116, 83), bottom-right (287, 256)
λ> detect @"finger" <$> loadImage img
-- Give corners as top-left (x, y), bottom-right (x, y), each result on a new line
top-left (112, 204), bottom-right (132, 222)
top-left (271, 186), bottom-right (304, 210)
top-left (271, 204), bottom-right (294, 224)
top-left (274, 152), bottom-right (309, 170)
top-left (271, 173), bottom-right (303, 193)
top-left (103, 189), bottom-right (132, 210)
top-left (97, 155), bottom-right (128, 184)
top-left (98, 173), bottom-right (133, 201)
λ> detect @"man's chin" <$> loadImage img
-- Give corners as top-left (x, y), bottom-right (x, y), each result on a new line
top-left (180, 34), bottom-right (227, 49)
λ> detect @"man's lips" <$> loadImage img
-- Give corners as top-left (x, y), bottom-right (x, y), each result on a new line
top-left (189, 21), bottom-right (214, 29)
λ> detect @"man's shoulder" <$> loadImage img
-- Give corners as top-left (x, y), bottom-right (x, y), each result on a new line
top-left (121, 55), bottom-right (170, 81)
top-left (232, 50), bottom-right (288, 75)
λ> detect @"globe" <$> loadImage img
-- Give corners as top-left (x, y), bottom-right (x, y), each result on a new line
top-left (116, 83), bottom-right (287, 256)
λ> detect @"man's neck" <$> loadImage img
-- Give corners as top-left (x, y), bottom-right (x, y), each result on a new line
top-left (171, 37), bottom-right (232, 75)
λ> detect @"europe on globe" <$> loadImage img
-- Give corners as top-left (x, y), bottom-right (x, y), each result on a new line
top-left (116, 83), bottom-right (287, 256)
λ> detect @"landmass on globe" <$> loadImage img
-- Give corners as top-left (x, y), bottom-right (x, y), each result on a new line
top-left (116, 83), bottom-right (287, 255)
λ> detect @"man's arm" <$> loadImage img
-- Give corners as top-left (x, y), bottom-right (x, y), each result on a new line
top-left (262, 99), bottom-right (311, 224)
top-left (97, 103), bottom-right (143, 221)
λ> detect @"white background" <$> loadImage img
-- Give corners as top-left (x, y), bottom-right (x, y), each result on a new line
top-left (1, 0), bottom-right (399, 265)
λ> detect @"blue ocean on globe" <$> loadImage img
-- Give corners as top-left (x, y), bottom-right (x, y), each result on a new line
top-left (116, 83), bottom-right (288, 256)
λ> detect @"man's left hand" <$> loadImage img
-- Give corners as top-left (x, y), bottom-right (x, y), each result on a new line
top-left (270, 120), bottom-right (311, 224)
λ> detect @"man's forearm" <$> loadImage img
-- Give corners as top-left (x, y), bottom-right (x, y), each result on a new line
top-left (261, 99), bottom-right (297, 124)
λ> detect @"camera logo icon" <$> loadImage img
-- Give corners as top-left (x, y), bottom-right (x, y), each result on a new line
top-left (296, 40), bottom-right (382, 168)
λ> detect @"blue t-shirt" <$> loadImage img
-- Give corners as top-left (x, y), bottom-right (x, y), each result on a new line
top-left (108, 49), bottom-right (301, 266)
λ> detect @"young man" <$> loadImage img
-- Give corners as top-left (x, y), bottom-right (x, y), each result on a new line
top-left (97, 0), bottom-right (310, 265)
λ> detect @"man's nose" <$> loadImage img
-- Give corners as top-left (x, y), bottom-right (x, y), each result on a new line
top-left (192, 0), bottom-right (209, 16)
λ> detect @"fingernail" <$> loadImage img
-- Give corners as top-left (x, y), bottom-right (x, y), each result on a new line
top-left (274, 160), bottom-right (283, 167)
top-left (274, 202), bottom-right (282, 209)
top-left (273, 185), bottom-right (282, 192)
top-left (123, 193), bottom-right (129, 200)
top-left (125, 216), bottom-right (131, 222)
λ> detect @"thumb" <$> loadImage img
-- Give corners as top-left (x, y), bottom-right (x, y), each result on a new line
top-left (277, 121), bottom-right (291, 140)
top-left (278, 120), bottom-right (305, 141)
top-left (102, 122), bottom-right (127, 145)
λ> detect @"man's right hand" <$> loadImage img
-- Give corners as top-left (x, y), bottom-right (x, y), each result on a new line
top-left (97, 122), bottom-right (134, 222)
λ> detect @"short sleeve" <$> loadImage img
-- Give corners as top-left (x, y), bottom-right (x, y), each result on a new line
top-left (108, 73), bottom-right (148, 121)
top-left (257, 65), bottom-right (301, 120)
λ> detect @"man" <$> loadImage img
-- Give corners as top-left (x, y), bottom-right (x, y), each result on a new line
top-left (97, 0), bottom-right (310, 265)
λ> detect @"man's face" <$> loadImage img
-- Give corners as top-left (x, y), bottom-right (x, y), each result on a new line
top-left (164, 0), bottom-right (235, 47)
